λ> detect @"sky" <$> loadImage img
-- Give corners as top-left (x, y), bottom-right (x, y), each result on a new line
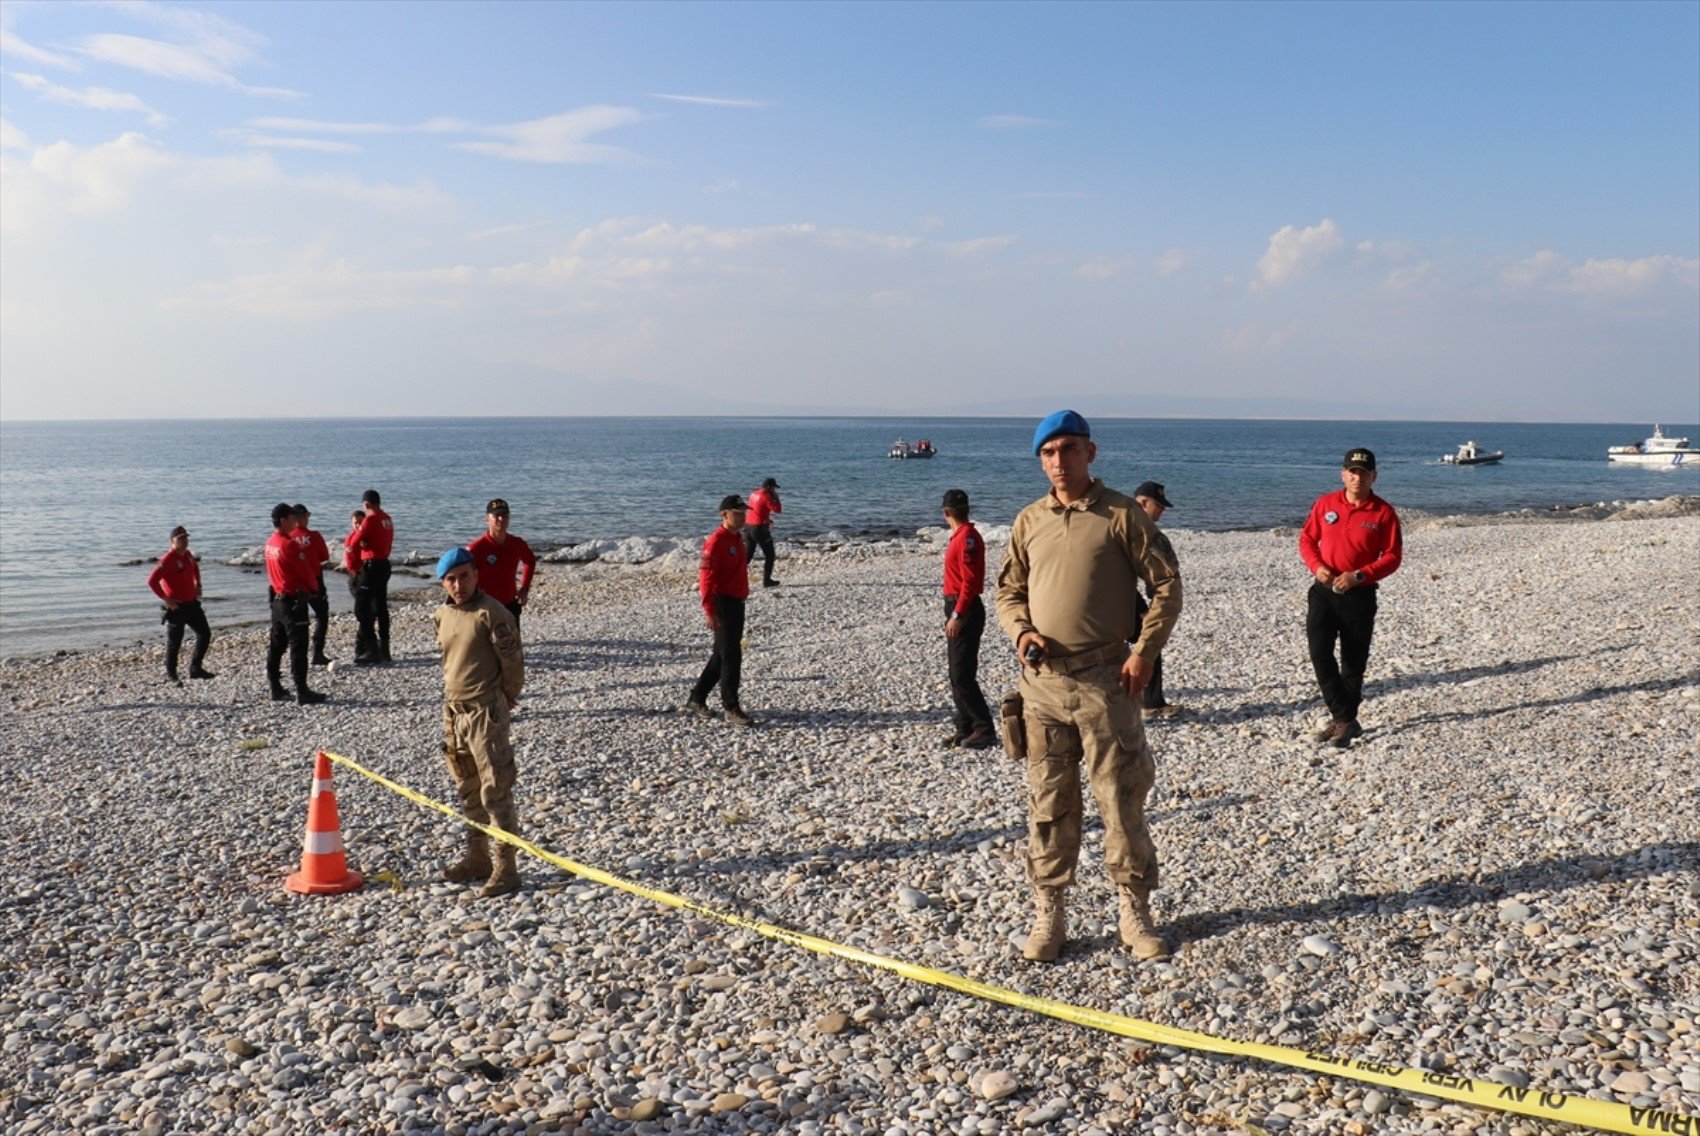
top-left (1, 0), bottom-right (1696, 422)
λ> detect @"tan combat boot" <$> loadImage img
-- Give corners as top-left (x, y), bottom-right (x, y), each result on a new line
top-left (1021, 886), bottom-right (1067, 962)
top-left (1117, 884), bottom-right (1171, 960)
top-left (480, 843), bottom-right (521, 898)
top-left (442, 830), bottom-right (491, 884)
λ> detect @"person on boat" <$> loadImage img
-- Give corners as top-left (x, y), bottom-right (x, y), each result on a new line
top-left (996, 410), bottom-right (1182, 964)
top-left (291, 505), bottom-right (333, 667)
top-left (468, 498), bottom-right (537, 627)
top-left (940, 488), bottom-right (995, 750)
top-left (350, 489), bottom-right (394, 665)
top-left (744, 477), bottom-right (783, 587)
top-left (147, 524), bottom-right (215, 684)
top-left (685, 495), bottom-right (755, 726)
top-left (1298, 448), bottom-right (1403, 749)
top-left (1131, 482), bottom-right (1179, 717)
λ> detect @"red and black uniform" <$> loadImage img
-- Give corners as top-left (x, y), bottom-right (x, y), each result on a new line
top-left (266, 529), bottom-right (321, 698)
top-left (352, 506), bottom-right (394, 664)
top-left (298, 525), bottom-right (332, 664)
top-left (1298, 489), bottom-right (1403, 725)
top-left (943, 522), bottom-right (993, 739)
top-left (468, 532), bottom-right (537, 623)
top-left (690, 526), bottom-right (750, 711)
top-left (743, 486), bottom-right (782, 586)
top-left (148, 549), bottom-right (211, 679)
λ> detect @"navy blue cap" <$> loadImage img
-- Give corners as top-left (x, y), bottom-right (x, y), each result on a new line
top-left (435, 546), bottom-right (474, 579)
top-left (1033, 409), bottom-right (1090, 455)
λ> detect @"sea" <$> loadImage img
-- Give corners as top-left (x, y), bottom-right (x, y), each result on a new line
top-left (1, 416), bottom-right (1694, 660)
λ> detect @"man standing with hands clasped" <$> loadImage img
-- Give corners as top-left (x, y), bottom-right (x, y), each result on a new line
top-left (997, 410), bottom-right (1182, 964)
top-left (1299, 447), bottom-right (1402, 749)
top-left (941, 488), bottom-right (995, 749)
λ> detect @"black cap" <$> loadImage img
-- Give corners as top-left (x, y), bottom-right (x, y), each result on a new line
top-left (1343, 447), bottom-right (1376, 471)
top-left (170, 525), bottom-right (189, 539)
top-left (941, 488), bottom-right (969, 512)
top-left (719, 494), bottom-right (747, 512)
top-left (486, 498), bottom-right (510, 515)
top-left (271, 502), bottom-right (296, 525)
top-left (1133, 481), bottom-right (1173, 509)
top-left (762, 477), bottom-right (780, 489)
top-left (292, 503), bottom-right (309, 516)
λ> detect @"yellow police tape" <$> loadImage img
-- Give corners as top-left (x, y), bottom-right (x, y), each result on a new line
top-left (322, 750), bottom-right (1685, 1135)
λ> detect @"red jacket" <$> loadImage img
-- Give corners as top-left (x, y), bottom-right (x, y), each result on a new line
top-left (942, 522), bottom-right (985, 617)
top-left (298, 527), bottom-right (331, 572)
top-left (468, 532), bottom-right (537, 605)
top-left (266, 530), bottom-right (320, 596)
top-left (353, 507), bottom-right (394, 561)
top-left (1299, 489), bottom-right (1402, 583)
top-left (698, 525), bottom-right (750, 614)
top-left (342, 527), bottom-right (361, 575)
top-left (746, 487), bottom-right (781, 526)
top-left (148, 550), bottom-right (201, 605)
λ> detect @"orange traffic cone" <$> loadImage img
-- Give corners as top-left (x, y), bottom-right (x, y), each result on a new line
top-left (285, 750), bottom-right (364, 895)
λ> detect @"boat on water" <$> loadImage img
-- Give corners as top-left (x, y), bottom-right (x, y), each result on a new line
top-left (1440, 440), bottom-right (1504, 466)
top-left (1607, 425), bottom-right (1699, 468)
top-left (888, 438), bottom-right (937, 459)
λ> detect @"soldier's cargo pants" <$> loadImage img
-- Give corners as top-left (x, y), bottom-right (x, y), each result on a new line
top-left (1019, 646), bottom-right (1159, 891)
top-left (443, 691), bottom-right (518, 833)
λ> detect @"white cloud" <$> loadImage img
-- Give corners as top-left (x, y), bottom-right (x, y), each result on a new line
top-left (217, 128), bottom-right (361, 153)
top-left (1, 26), bottom-right (80, 70)
top-left (1499, 251), bottom-right (1699, 296)
top-left (944, 235), bottom-right (1017, 257)
top-left (1255, 218), bottom-right (1345, 288)
top-left (246, 116), bottom-right (476, 135)
top-left (649, 93), bottom-right (768, 109)
top-left (455, 106), bottom-right (647, 164)
top-left (12, 72), bottom-right (170, 127)
top-left (72, 5), bottom-right (301, 99)
top-left (704, 178), bottom-right (746, 194)
top-left (1152, 249), bottom-right (1194, 277)
top-left (0, 118), bottom-right (29, 151)
top-left (978, 114), bottom-right (1061, 131)
top-left (1075, 255), bottom-right (1136, 280)
top-left (469, 221), bottom-right (547, 240)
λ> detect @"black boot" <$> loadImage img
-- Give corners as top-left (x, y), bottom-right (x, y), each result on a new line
top-left (269, 683), bottom-right (291, 702)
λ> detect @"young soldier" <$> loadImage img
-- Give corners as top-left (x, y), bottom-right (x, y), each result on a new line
top-left (744, 477), bottom-right (783, 587)
top-left (685, 494), bottom-right (754, 726)
top-left (467, 498), bottom-right (537, 625)
top-left (433, 546), bottom-right (526, 898)
top-left (1299, 447), bottom-right (1403, 748)
top-left (265, 503), bottom-right (327, 705)
top-left (147, 525), bottom-right (215, 683)
top-left (941, 489), bottom-right (995, 749)
top-left (351, 489), bottom-right (394, 665)
top-left (292, 504), bottom-right (333, 666)
top-left (997, 410), bottom-right (1181, 963)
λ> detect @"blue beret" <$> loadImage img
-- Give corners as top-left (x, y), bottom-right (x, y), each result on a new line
top-left (1033, 409), bottom-right (1090, 455)
top-left (435, 546), bottom-right (474, 579)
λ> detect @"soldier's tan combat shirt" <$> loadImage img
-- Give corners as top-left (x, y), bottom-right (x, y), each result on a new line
top-left (433, 591), bottom-right (524, 703)
top-left (996, 478), bottom-right (1182, 660)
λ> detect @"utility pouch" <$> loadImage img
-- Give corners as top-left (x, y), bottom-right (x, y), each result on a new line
top-left (1000, 691), bottom-right (1026, 760)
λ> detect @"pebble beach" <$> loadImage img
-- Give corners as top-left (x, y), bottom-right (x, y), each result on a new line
top-left (1, 504), bottom-right (1697, 1136)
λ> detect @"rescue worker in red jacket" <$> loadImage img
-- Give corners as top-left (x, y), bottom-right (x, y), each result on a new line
top-left (343, 510), bottom-right (363, 596)
top-left (292, 504), bottom-right (333, 666)
top-left (351, 489), bottom-right (395, 665)
top-left (467, 498), bottom-right (537, 626)
top-left (147, 524), bottom-right (215, 683)
top-left (941, 489), bottom-right (995, 748)
top-left (1299, 447), bottom-right (1403, 749)
top-left (265, 502), bottom-right (327, 705)
top-left (684, 495), bottom-right (754, 726)
top-left (744, 477), bottom-right (782, 587)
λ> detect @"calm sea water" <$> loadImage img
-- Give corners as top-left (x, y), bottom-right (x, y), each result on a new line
top-left (1, 416), bottom-right (1694, 658)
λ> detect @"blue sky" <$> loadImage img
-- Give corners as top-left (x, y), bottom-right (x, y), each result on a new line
top-left (1, 0), bottom-right (1695, 421)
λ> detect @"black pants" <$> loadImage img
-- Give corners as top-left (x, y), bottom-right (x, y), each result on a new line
top-left (1306, 582), bottom-right (1378, 722)
top-left (690, 595), bottom-right (745, 710)
top-left (307, 574), bottom-right (330, 660)
top-left (504, 600), bottom-right (523, 627)
top-left (267, 593), bottom-right (311, 693)
top-left (1132, 594), bottom-right (1167, 709)
top-left (744, 524), bottom-right (777, 584)
top-left (354, 558), bottom-right (392, 662)
top-left (163, 600), bottom-right (211, 678)
top-left (945, 597), bottom-right (993, 735)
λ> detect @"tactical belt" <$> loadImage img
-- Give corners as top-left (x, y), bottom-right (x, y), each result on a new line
top-left (1043, 642), bottom-right (1129, 675)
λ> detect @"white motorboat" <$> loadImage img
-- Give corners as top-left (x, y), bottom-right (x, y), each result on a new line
top-left (1440, 440), bottom-right (1504, 466)
top-left (1607, 425), bottom-right (1699, 468)
top-left (888, 438), bottom-right (937, 459)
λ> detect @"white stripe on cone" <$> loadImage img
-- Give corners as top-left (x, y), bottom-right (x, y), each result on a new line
top-left (303, 829), bottom-right (344, 856)
top-left (313, 779), bottom-right (334, 795)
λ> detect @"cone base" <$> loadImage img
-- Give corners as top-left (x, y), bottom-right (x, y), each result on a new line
top-left (286, 868), bottom-right (364, 895)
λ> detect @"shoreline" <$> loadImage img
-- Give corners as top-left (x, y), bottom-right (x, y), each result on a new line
top-left (0, 511), bottom-right (1696, 1133)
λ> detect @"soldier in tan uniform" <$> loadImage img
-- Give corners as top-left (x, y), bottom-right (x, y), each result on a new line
top-left (996, 410), bottom-right (1182, 963)
top-left (432, 546), bottom-right (526, 897)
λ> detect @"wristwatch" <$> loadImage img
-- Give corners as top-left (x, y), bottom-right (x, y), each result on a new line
top-left (1354, 570), bottom-right (1367, 583)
